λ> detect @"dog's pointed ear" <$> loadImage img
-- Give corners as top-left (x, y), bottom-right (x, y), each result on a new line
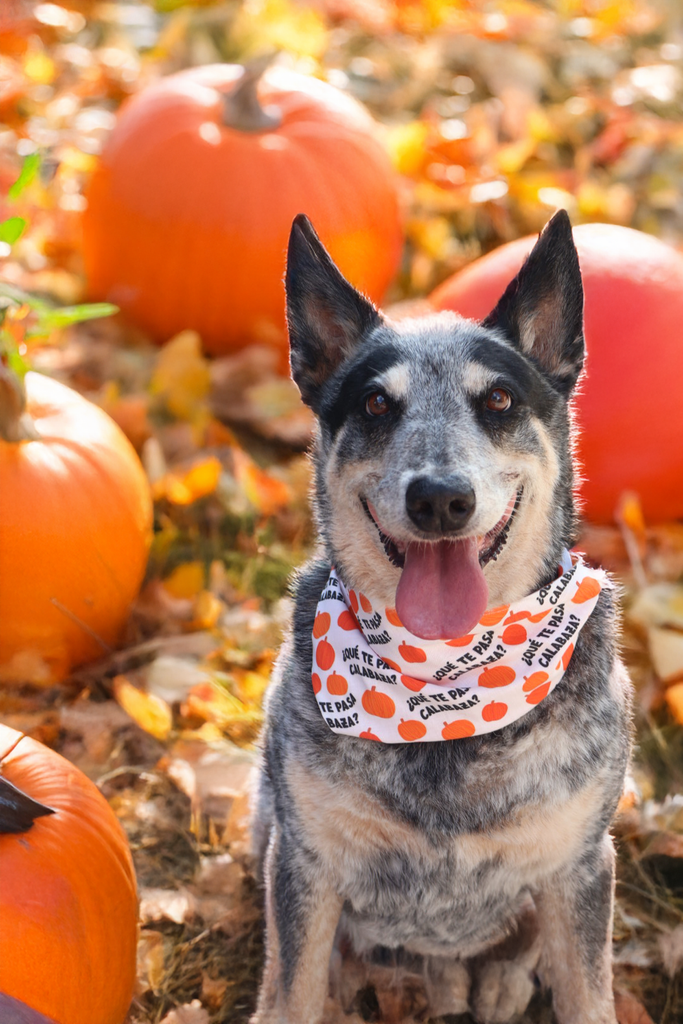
top-left (482, 210), bottom-right (584, 393)
top-left (286, 214), bottom-right (381, 411)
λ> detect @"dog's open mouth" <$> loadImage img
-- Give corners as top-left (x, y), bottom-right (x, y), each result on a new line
top-left (360, 490), bottom-right (523, 640)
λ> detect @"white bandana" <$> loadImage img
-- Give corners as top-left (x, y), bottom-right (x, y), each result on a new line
top-left (311, 552), bottom-right (609, 742)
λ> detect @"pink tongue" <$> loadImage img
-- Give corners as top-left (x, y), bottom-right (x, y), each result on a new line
top-left (395, 538), bottom-right (489, 640)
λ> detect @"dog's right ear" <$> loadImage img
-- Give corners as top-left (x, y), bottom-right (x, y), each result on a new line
top-left (286, 215), bottom-right (381, 412)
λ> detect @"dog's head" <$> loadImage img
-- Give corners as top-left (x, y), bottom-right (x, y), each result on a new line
top-left (286, 212), bottom-right (584, 639)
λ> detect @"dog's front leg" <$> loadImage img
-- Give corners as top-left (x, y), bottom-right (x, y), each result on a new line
top-left (535, 835), bottom-right (617, 1024)
top-left (252, 826), bottom-right (344, 1024)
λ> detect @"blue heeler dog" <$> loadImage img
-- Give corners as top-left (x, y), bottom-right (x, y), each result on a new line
top-left (251, 211), bottom-right (633, 1024)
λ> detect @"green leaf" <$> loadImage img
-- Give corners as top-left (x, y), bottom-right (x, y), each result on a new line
top-left (8, 154), bottom-right (40, 202)
top-left (0, 217), bottom-right (26, 245)
top-left (32, 302), bottom-right (119, 331)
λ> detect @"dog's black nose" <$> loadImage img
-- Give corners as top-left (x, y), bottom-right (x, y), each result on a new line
top-left (405, 476), bottom-right (476, 533)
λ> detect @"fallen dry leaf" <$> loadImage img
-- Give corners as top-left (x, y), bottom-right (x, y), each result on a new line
top-left (113, 675), bottom-right (173, 742)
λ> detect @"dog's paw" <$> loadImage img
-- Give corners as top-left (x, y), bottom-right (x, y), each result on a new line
top-left (424, 957), bottom-right (470, 1017)
top-left (471, 960), bottom-right (535, 1024)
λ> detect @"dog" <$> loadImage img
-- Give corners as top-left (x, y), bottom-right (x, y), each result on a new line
top-left (251, 210), bottom-right (632, 1024)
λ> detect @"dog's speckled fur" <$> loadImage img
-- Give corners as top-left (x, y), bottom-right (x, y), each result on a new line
top-left (251, 211), bottom-right (633, 1024)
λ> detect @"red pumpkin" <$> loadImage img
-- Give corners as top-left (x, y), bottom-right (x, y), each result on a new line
top-left (482, 700), bottom-right (508, 722)
top-left (522, 671), bottom-right (550, 693)
top-left (398, 719), bottom-right (427, 741)
top-left (0, 372), bottom-right (152, 686)
top-left (401, 674), bottom-right (426, 692)
top-left (430, 224), bottom-right (683, 522)
top-left (327, 671), bottom-right (348, 696)
top-left (82, 63), bottom-right (402, 362)
top-left (399, 642), bottom-right (427, 663)
top-left (361, 686), bottom-right (396, 719)
top-left (337, 610), bottom-right (360, 631)
top-left (313, 612), bottom-right (331, 638)
top-left (442, 719), bottom-right (476, 740)
top-left (312, 673), bottom-right (322, 694)
top-left (0, 724), bottom-right (137, 1024)
top-left (501, 624), bottom-right (528, 646)
top-left (315, 637), bottom-right (335, 671)
top-left (478, 665), bottom-right (516, 688)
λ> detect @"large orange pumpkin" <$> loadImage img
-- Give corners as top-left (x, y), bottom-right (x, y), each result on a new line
top-left (0, 371), bottom-right (153, 685)
top-left (0, 723), bottom-right (138, 1024)
top-left (430, 224), bottom-right (683, 523)
top-left (82, 62), bottom-right (402, 361)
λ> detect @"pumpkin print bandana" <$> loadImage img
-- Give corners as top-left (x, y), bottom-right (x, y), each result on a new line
top-left (311, 551), bottom-right (609, 743)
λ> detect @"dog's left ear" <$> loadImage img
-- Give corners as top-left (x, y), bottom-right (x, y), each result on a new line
top-left (286, 214), bottom-right (381, 412)
top-left (482, 210), bottom-right (584, 393)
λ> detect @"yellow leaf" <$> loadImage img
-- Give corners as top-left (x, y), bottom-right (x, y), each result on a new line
top-left (150, 330), bottom-right (211, 421)
top-left (386, 121), bottom-right (430, 177)
top-left (190, 591), bottom-right (224, 630)
top-left (163, 562), bottom-right (205, 600)
top-left (113, 675), bottom-right (173, 741)
top-left (154, 456), bottom-right (223, 505)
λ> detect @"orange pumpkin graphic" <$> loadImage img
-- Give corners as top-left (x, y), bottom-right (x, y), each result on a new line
top-left (399, 642), bottom-right (427, 663)
top-left (349, 590), bottom-right (359, 613)
top-left (359, 593), bottom-right (373, 613)
top-left (312, 673), bottom-right (322, 694)
top-left (446, 634), bottom-right (475, 647)
top-left (442, 719), bottom-right (476, 740)
top-left (572, 577), bottom-right (601, 604)
top-left (479, 604), bottom-right (509, 626)
top-left (501, 623), bottom-right (527, 645)
top-left (315, 637), bottom-right (335, 671)
top-left (398, 719), bottom-right (427, 741)
top-left (526, 682), bottom-right (551, 704)
top-left (504, 609), bottom-right (530, 625)
top-left (478, 665), bottom-right (516, 688)
top-left (338, 610), bottom-right (360, 631)
top-left (359, 728), bottom-right (381, 741)
top-left (327, 671), bottom-right (348, 695)
top-left (362, 686), bottom-right (396, 718)
top-left (378, 656), bottom-right (402, 672)
top-left (482, 700), bottom-right (507, 722)
top-left (313, 612), bottom-right (331, 638)
top-left (561, 643), bottom-right (574, 670)
top-left (385, 607), bottom-right (403, 627)
top-left (522, 671), bottom-right (549, 693)
top-left (401, 674), bottom-right (426, 692)
top-left (528, 608), bottom-right (552, 623)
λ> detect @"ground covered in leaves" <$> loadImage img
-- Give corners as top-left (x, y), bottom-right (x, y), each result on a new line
top-left (4, 1), bottom-right (683, 1022)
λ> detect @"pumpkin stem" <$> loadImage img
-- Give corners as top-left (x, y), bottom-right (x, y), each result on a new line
top-left (0, 775), bottom-right (55, 834)
top-left (222, 53), bottom-right (283, 133)
top-left (0, 364), bottom-right (39, 443)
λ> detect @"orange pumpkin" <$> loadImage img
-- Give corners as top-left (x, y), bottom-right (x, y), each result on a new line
top-left (0, 724), bottom-right (137, 1024)
top-left (399, 642), bottom-right (427, 663)
top-left (0, 371), bottom-right (152, 686)
top-left (327, 671), bottom-right (348, 696)
top-left (312, 673), bottom-right (322, 695)
top-left (482, 700), bottom-right (508, 722)
top-left (501, 624), bottom-right (527, 646)
top-left (82, 62), bottom-right (402, 361)
top-left (572, 577), bottom-right (601, 604)
top-left (385, 607), bottom-right (403, 627)
top-left (337, 610), bottom-right (360, 631)
top-left (401, 674), bottom-right (426, 692)
top-left (522, 671), bottom-right (550, 693)
top-left (349, 591), bottom-right (360, 614)
top-left (442, 719), bottom-right (476, 740)
top-left (478, 605), bottom-right (509, 626)
top-left (378, 656), bottom-right (402, 672)
top-left (560, 643), bottom-right (575, 670)
top-left (359, 728), bottom-right (381, 741)
top-left (398, 719), bottom-right (427, 741)
top-left (359, 593), bottom-right (373, 613)
top-left (526, 682), bottom-right (551, 704)
top-left (445, 634), bottom-right (475, 647)
top-left (313, 612), bottom-right (331, 638)
top-left (478, 665), bottom-right (516, 688)
top-left (315, 637), bottom-right (335, 671)
top-left (361, 686), bottom-right (396, 719)
top-left (430, 224), bottom-right (683, 523)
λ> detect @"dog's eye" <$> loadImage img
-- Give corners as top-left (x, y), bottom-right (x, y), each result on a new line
top-left (486, 388), bottom-right (513, 412)
top-left (366, 391), bottom-right (391, 417)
